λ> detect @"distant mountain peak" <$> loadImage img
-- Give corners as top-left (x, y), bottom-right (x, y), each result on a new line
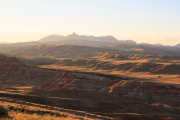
top-left (67, 32), bottom-right (81, 39)
top-left (71, 32), bottom-right (78, 36)
top-left (38, 33), bottom-right (138, 47)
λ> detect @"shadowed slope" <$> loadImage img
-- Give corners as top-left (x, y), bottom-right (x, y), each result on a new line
top-left (0, 54), bottom-right (58, 86)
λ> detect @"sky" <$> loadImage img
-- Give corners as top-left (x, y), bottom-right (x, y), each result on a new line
top-left (0, 0), bottom-right (180, 45)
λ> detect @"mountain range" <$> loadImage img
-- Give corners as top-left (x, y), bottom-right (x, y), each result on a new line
top-left (0, 33), bottom-right (179, 58)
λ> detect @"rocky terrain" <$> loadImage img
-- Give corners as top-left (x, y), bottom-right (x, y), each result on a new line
top-left (0, 34), bottom-right (180, 119)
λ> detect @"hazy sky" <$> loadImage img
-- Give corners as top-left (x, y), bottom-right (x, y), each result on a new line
top-left (0, 0), bottom-right (180, 45)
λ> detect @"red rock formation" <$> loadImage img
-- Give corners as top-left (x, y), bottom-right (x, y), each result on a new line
top-left (37, 72), bottom-right (78, 90)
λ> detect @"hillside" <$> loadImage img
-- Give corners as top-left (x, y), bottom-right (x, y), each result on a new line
top-left (0, 34), bottom-right (180, 119)
top-left (0, 54), bottom-right (180, 119)
top-left (31, 70), bottom-right (180, 120)
top-left (34, 52), bottom-right (180, 75)
top-left (0, 54), bottom-right (57, 86)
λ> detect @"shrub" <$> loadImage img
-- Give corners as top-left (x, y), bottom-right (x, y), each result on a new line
top-left (0, 106), bottom-right (8, 117)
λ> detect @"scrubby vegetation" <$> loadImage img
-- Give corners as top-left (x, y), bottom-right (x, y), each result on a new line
top-left (0, 105), bottom-right (8, 117)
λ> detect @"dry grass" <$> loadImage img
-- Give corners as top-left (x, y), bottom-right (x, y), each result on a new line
top-left (40, 64), bottom-right (180, 85)
top-left (1, 112), bottom-right (87, 120)
top-left (0, 101), bottom-right (100, 120)
top-left (39, 56), bottom-right (180, 86)
top-left (0, 91), bottom-right (111, 120)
